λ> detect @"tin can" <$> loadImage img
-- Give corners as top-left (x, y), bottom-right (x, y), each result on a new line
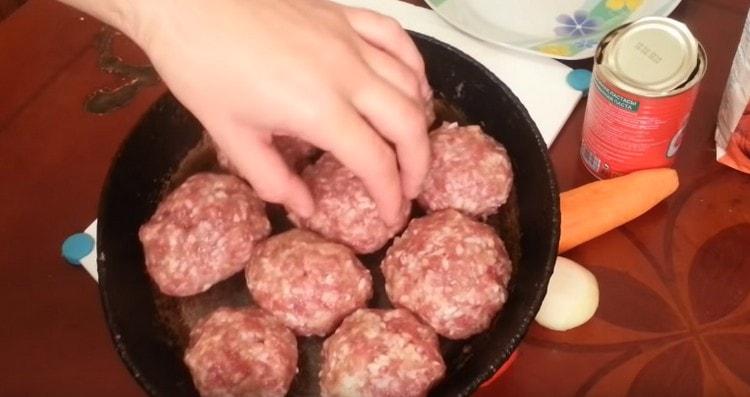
top-left (580, 17), bottom-right (707, 179)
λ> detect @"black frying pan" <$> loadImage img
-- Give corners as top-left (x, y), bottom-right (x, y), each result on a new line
top-left (97, 33), bottom-right (560, 397)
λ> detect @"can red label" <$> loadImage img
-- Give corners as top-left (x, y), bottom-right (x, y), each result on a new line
top-left (580, 73), bottom-right (700, 179)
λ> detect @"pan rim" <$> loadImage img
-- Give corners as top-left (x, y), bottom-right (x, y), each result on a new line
top-left (97, 31), bottom-right (560, 397)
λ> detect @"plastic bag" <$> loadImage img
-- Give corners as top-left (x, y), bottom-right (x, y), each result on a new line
top-left (716, 9), bottom-right (750, 174)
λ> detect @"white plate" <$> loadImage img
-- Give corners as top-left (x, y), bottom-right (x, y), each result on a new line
top-left (425, 0), bottom-right (682, 60)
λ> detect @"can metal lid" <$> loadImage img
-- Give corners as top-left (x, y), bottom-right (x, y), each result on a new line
top-left (601, 17), bottom-right (699, 95)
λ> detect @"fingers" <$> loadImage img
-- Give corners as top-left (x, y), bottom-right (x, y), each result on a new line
top-left (359, 44), bottom-right (423, 107)
top-left (299, 98), bottom-right (404, 226)
top-left (343, 7), bottom-right (431, 100)
top-left (211, 123), bottom-right (315, 217)
top-left (351, 74), bottom-right (430, 199)
top-left (342, 9), bottom-right (432, 198)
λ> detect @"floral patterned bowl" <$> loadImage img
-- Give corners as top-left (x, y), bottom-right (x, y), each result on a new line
top-left (425, 0), bottom-right (682, 60)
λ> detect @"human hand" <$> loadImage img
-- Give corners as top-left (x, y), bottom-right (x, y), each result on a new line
top-left (127, 0), bottom-right (432, 223)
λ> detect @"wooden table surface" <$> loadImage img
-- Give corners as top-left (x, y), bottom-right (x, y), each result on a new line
top-left (1, 1), bottom-right (749, 396)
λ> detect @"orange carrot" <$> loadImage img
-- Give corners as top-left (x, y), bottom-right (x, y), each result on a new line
top-left (559, 168), bottom-right (679, 253)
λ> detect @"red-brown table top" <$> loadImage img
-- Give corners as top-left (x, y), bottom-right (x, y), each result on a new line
top-left (1, 1), bottom-right (749, 396)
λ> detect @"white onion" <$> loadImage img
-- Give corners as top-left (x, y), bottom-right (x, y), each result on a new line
top-left (535, 256), bottom-right (599, 331)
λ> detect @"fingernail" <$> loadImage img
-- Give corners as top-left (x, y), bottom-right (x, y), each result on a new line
top-left (384, 215), bottom-right (400, 228)
top-left (421, 83), bottom-right (433, 102)
top-left (292, 200), bottom-right (315, 219)
top-left (404, 176), bottom-right (424, 200)
top-left (299, 204), bottom-right (315, 219)
top-left (380, 207), bottom-right (399, 227)
top-left (405, 184), bottom-right (420, 200)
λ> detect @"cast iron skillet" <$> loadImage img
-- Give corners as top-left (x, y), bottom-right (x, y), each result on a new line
top-left (97, 33), bottom-right (560, 397)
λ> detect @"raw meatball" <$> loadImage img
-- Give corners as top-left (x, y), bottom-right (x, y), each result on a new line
top-left (425, 97), bottom-right (437, 128)
top-left (418, 122), bottom-right (513, 218)
top-left (139, 173), bottom-right (271, 297)
top-left (217, 135), bottom-right (319, 173)
top-left (320, 308), bottom-right (445, 397)
top-left (382, 209), bottom-right (512, 339)
top-left (246, 229), bottom-right (373, 336)
top-left (184, 307), bottom-right (298, 397)
top-left (289, 153), bottom-right (411, 254)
